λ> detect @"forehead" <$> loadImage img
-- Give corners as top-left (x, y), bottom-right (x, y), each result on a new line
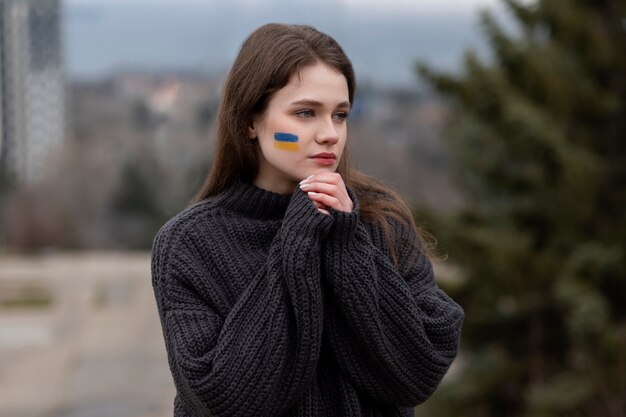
top-left (270, 63), bottom-right (350, 106)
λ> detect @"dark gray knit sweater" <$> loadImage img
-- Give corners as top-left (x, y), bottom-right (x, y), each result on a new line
top-left (151, 180), bottom-right (464, 417)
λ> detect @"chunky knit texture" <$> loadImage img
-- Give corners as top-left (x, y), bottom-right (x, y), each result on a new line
top-left (151, 180), bottom-right (464, 417)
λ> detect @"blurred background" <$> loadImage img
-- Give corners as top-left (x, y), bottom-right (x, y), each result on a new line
top-left (0, 0), bottom-right (624, 416)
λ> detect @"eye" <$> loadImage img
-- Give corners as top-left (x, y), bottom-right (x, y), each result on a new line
top-left (333, 111), bottom-right (349, 122)
top-left (295, 109), bottom-right (314, 118)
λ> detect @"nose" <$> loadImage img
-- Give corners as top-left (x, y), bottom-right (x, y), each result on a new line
top-left (315, 117), bottom-right (339, 145)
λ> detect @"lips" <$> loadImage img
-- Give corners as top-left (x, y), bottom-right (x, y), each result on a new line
top-left (310, 152), bottom-right (336, 159)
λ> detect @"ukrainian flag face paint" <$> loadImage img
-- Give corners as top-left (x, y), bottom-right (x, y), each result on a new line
top-left (273, 132), bottom-right (300, 152)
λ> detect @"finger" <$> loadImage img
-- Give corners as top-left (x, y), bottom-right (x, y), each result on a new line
top-left (318, 208), bottom-right (330, 215)
top-left (302, 172), bottom-right (344, 187)
top-left (312, 200), bottom-right (327, 210)
top-left (301, 173), bottom-right (348, 197)
top-left (302, 174), bottom-right (352, 212)
top-left (307, 191), bottom-right (342, 211)
top-left (303, 181), bottom-right (352, 212)
top-left (299, 181), bottom-right (341, 197)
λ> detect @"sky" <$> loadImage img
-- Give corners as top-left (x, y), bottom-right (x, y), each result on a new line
top-left (63, 0), bottom-right (512, 87)
top-left (65, 0), bottom-right (500, 10)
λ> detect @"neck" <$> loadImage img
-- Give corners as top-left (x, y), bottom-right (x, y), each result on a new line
top-left (253, 176), bottom-right (298, 195)
top-left (216, 180), bottom-right (293, 220)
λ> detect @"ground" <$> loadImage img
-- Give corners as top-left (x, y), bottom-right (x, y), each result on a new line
top-left (0, 251), bottom-right (175, 417)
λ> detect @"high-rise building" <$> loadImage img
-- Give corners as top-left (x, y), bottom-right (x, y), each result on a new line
top-left (0, 0), bottom-right (65, 183)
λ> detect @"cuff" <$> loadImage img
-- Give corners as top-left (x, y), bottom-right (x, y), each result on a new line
top-left (327, 185), bottom-right (360, 245)
top-left (283, 185), bottom-right (335, 238)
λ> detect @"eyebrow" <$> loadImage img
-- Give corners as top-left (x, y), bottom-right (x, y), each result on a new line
top-left (290, 99), bottom-right (351, 109)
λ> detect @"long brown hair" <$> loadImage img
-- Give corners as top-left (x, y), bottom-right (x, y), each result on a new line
top-left (193, 23), bottom-right (432, 265)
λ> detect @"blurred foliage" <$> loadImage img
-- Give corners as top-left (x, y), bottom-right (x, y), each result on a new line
top-left (415, 0), bottom-right (626, 416)
top-left (0, 163), bottom-right (17, 203)
top-left (110, 157), bottom-right (167, 250)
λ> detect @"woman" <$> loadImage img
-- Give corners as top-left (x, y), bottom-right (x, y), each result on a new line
top-left (151, 23), bottom-right (464, 417)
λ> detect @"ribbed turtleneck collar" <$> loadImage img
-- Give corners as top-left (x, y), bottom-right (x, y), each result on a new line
top-left (215, 180), bottom-right (293, 220)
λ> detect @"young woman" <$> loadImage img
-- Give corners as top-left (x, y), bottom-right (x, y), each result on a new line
top-left (151, 23), bottom-right (464, 417)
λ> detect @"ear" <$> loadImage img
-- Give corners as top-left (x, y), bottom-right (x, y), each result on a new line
top-left (248, 125), bottom-right (257, 139)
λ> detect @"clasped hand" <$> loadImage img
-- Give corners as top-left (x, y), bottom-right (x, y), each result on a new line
top-left (299, 173), bottom-right (354, 215)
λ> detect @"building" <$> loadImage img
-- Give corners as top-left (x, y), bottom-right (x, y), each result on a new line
top-left (0, 0), bottom-right (65, 183)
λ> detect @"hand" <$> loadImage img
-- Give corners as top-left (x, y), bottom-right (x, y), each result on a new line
top-left (299, 173), bottom-right (354, 215)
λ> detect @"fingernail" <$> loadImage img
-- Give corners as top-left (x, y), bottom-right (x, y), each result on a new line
top-left (308, 191), bottom-right (318, 195)
top-left (300, 183), bottom-right (311, 189)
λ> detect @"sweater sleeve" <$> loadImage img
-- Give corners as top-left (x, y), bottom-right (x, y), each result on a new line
top-left (322, 187), bottom-right (464, 406)
top-left (151, 187), bottom-right (333, 417)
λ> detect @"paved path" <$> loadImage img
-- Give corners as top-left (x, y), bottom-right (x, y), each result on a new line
top-left (0, 252), bottom-right (175, 417)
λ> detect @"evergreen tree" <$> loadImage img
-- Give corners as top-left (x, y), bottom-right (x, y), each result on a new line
top-left (415, 0), bottom-right (626, 416)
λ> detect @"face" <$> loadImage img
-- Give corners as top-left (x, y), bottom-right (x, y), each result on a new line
top-left (249, 62), bottom-right (350, 194)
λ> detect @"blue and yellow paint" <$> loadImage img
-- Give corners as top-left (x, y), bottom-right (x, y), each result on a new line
top-left (274, 132), bottom-right (300, 151)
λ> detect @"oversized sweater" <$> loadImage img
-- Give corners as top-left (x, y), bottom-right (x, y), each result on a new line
top-left (150, 180), bottom-right (464, 417)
